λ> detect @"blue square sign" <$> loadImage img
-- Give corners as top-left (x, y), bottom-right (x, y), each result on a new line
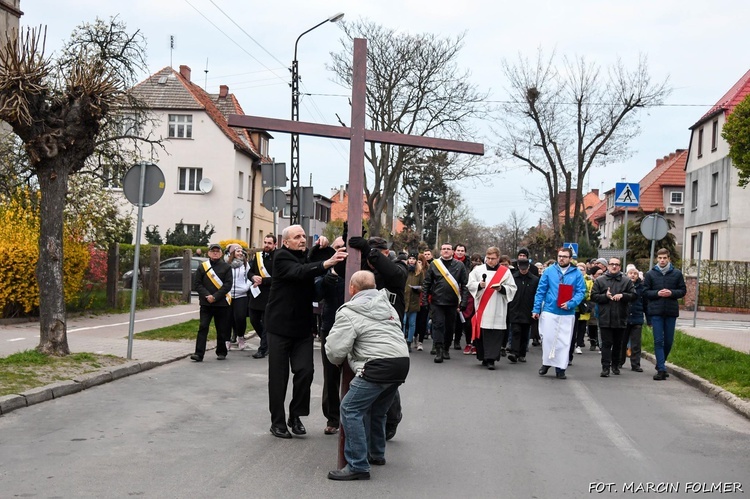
top-left (615, 182), bottom-right (640, 207)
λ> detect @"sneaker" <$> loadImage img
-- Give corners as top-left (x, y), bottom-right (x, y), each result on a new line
top-left (575, 346), bottom-right (582, 355)
top-left (190, 354), bottom-right (202, 362)
top-left (463, 345), bottom-right (473, 355)
top-left (470, 346), bottom-right (477, 355)
top-left (417, 342), bottom-right (423, 351)
top-left (507, 353), bottom-right (517, 363)
top-left (217, 354), bottom-right (226, 360)
top-left (238, 337), bottom-right (247, 351)
top-left (245, 331), bottom-right (258, 339)
top-left (500, 347), bottom-right (507, 357)
top-left (225, 341), bottom-right (232, 352)
top-left (518, 356), bottom-right (526, 363)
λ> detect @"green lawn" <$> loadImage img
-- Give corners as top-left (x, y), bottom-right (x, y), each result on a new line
top-left (642, 327), bottom-right (750, 400)
top-left (134, 318), bottom-right (254, 341)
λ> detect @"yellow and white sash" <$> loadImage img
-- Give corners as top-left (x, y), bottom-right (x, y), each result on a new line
top-left (255, 252), bottom-right (271, 278)
top-left (433, 259), bottom-right (461, 300)
top-left (202, 260), bottom-right (231, 304)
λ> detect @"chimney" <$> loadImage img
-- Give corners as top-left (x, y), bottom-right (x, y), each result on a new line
top-left (656, 158), bottom-right (663, 167)
top-left (179, 65), bottom-right (191, 81)
top-left (219, 85), bottom-right (229, 98)
top-left (339, 185), bottom-right (344, 203)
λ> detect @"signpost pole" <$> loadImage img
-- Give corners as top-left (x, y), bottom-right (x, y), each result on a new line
top-left (271, 158), bottom-right (278, 238)
top-left (693, 232), bottom-right (703, 327)
top-left (127, 162), bottom-right (147, 360)
top-left (649, 216), bottom-right (658, 270)
top-left (623, 209), bottom-right (629, 269)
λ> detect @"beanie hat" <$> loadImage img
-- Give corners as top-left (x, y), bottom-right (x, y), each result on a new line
top-left (227, 243), bottom-right (243, 254)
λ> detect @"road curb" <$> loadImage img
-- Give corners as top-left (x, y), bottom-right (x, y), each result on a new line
top-left (0, 353), bottom-right (192, 417)
top-left (641, 352), bottom-right (750, 421)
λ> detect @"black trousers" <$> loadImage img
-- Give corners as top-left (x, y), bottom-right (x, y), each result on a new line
top-left (621, 323), bottom-right (643, 368)
top-left (587, 323), bottom-right (599, 346)
top-left (510, 323), bottom-right (531, 358)
top-left (416, 305), bottom-right (429, 342)
top-left (431, 304), bottom-right (457, 347)
top-left (267, 333), bottom-right (314, 429)
top-left (599, 327), bottom-right (625, 369)
top-left (318, 327), bottom-right (340, 428)
top-left (194, 305), bottom-right (231, 359)
top-left (248, 308), bottom-right (268, 354)
top-left (229, 296), bottom-right (249, 342)
top-left (575, 318), bottom-right (588, 347)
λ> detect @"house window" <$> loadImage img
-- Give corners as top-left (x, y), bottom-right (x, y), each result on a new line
top-left (670, 191), bottom-right (683, 205)
top-left (711, 172), bottom-right (719, 205)
top-left (120, 113), bottom-right (141, 137)
top-left (697, 128), bottom-right (703, 157)
top-left (710, 231), bottom-right (719, 260)
top-left (711, 120), bottom-right (718, 152)
top-left (102, 164), bottom-right (123, 190)
top-left (168, 114), bottom-right (193, 138)
top-left (281, 203), bottom-right (290, 218)
top-left (691, 180), bottom-right (698, 210)
top-left (178, 223), bottom-right (200, 234)
top-left (606, 194), bottom-right (613, 209)
top-left (236, 226), bottom-right (241, 240)
top-left (260, 137), bottom-right (269, 157)
top-left (315, 204), bottom-right (330, 222)
top-left (238, 171), bottom-right (244, 198)
top-left (178, 167), bottom-right (203, 192)
top-left (690, 233), bottom-right (698, 261)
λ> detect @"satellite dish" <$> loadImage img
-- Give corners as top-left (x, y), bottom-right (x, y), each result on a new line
top-left (234, 208), bottom-right (245, 220)
top-left (199, 177), bottom-right (213, 193)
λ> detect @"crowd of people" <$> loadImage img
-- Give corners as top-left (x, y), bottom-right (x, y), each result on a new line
top-left (188, 226), bottom-right (686, 480)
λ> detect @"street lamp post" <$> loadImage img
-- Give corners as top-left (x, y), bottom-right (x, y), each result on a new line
top-left (420, 201), bottom-right (439, 242)
top-left (289, 12), bottom-right (344, 225)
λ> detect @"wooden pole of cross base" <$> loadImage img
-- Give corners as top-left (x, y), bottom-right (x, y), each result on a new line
top-left (337, 38), bottom-right (367, 470)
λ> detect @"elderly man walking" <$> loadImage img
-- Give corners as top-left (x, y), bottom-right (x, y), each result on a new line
top-left (265, 225), bottom-right (347, 439)
top-left (325, 271), bottom-right (410, 481)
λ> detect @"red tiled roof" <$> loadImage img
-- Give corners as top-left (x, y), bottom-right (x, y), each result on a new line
top-left (692, 68), bottom-right (750, 128)
top-left (132, 66), bottom-right (260, 160)
top-left (636, 149), bottom-right (687, 212)
top-left (588, 199), bottom-right (607, 227)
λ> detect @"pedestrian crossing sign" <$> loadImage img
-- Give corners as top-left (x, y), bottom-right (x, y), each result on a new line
top-left (615, 182), bottom-right (640, 207)
top-left (564, 242), bottom-right (578, 258)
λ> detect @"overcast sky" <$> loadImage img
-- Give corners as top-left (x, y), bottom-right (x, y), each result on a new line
top-left (20, 0), bottom-right (750, 227)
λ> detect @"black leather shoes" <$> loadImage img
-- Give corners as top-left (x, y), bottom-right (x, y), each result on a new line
top-left (653, 371), bottom-right (667, 381)
top-left (328, 466), bottom-right (370, 481)
top-left (287, 416), bottom-right (306, 435)
top-left (270, 426), bottom-right (292, 439)
top-left (252, 351), bottom-right (267, 359)
top-left (600, 367), bottom-right (610, 377)
top-left (632, 366), bottom-right (644, 372)
top-left (538, 365), bottom-right (550, 376)
top-left (368, 457), bottom-right (386, 465)
top-left (612, 366), bottom-right (620, 375)
top-left (190, 354), bottom-right (202, 362)
top-left (556, 371), bottom-right (567, 379)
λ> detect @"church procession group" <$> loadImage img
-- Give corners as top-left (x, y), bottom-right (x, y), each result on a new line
top-left (188, 224), bottom-right (686, 481)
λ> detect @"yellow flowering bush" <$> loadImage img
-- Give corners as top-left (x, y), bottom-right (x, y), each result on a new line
top-left (0, 190), bottom-right (90, 317)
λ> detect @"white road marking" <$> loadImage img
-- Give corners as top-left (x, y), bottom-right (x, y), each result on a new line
top-left (7, 338), bottom-right (26, 342)
top-left (570, 380), bottom-right (646, 461)
top-left (67, 310), bottom-right (198, 333)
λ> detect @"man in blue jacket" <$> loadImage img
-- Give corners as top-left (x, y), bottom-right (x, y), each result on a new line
top-left (532, 247), bottom-right (586, 379)
top-left (643, 248), bottom-right (686, 380)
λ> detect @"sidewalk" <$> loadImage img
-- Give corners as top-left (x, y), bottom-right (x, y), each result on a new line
top-left (676, 310), bottom-right (750, 354)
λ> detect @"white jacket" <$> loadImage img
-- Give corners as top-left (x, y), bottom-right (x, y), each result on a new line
top-left (467, 264), bottom-right (517, 330)
top-left (229, 263), bottom-right (252, 299)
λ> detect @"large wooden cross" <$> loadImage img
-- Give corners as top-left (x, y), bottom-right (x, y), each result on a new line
top-left (228, 38), bottom-right (484, 281)
top-left (228, 38), bottom-right (483, 468)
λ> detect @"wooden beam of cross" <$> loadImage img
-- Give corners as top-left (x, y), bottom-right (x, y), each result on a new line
top-left (228, 38), bottom-right (484, 468)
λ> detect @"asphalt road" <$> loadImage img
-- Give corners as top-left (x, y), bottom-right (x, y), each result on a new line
top-left (1, 342), bottom-right (748, 498)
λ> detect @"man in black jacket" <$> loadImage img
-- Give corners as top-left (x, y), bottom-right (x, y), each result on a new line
top-left (507, 259), bottom-right (539, 363)
top-left (191, 243), bottom-right (233, 362)
top-left (247, 234), bottom-right (276, 359)
top-left (421, 242), bottom-right (469, 363)
top-left (643, 248), bottom-right (686, 380)
top-left (265, 225), bottom-right (347, 439)
top-left (590, 257), bottom-right (636, 377)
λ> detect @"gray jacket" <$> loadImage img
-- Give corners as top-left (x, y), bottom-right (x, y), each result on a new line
top-left (325, 289), bottom-right (410, 383)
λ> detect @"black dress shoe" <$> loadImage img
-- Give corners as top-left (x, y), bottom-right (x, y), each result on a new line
top-left (600, 367), bottom-right (610, 377)
top-left (190, 354), bottom-right (203, 362)
top-left (216, 354), bottom-right (226, 360)
top-left (507, 353), bottom-right (517, 363)
top-left (538, 365), bottom-right (550, 376)
top-left (612, 366), bottom-right (620, 375)
top-left (556, 371), bottom-right (567, 379)
top-left (385, 423), bottom-right (398, 441)
top-left (270, 426), bottom-right (292, 439)
top-left (653, 371), bottom-right (667, 381)
top-left (287, 416), bottom-right (306, 435)
top-left (252, 351), bottom-right (267, 359)
top-left (327, 466), bottom-right (370, 481)
top-left (632, 366), bottom-right (643, 372)
top-left (368, 457), bottom-right (386, 465)
top-left (487, 360), bottom-right (495, 370)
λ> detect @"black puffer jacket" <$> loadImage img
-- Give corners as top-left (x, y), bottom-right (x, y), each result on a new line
top-left (421, 258), bottom-right (469, 308)
top-left (590, 271), bottom-right (636, 328)
top-left (627, 278), bottom-right (647, 325)
top-left (507, 270), bottom-right (539, 324)
top-left (643, 264), bottom-right (686, 317)
top-left (193, 257), bottom-right (232, 307)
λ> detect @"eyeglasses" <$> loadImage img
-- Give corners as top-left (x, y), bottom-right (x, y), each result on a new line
top-left (608, 263), bottom-right (621, 267)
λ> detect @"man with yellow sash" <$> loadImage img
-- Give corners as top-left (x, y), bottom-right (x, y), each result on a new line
top-left (191, 243), bottom-right (233, 362)
top-left (467, 249), bottom-right (517, 370)
top-left (421, 243), bottom-right (469, 363)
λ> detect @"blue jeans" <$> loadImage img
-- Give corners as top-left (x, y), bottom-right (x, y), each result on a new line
top-left (651, 315), bottom-right (676, 372)
top-left (403, 312), bottom-right (417, 343)
top-left (340, 376), bottom-right (399, 472)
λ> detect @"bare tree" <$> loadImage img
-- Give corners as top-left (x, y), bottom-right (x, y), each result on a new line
top-left (0, 18), bottom-right (160, 355)
top-left (495, 49), bottom-right (670, 246)
top-left (329, 20), bottom-right (489, 235)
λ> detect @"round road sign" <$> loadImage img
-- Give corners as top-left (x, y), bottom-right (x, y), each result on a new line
top-left (640, 214), bottom-right (669, 241)
top-left (122, 162), bottom-right (166, 207)
top-left (262, 188), bottom-right (286, 213)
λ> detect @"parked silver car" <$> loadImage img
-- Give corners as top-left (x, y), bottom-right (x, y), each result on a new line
top-left (122, 257), bottom-right (208, 291)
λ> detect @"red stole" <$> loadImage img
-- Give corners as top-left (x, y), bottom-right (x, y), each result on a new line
top-left (471, 266), bottom-right (508, 341)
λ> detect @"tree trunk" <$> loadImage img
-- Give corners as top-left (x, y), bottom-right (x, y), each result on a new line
top-left (36, 158), bottom-right (70, 356)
